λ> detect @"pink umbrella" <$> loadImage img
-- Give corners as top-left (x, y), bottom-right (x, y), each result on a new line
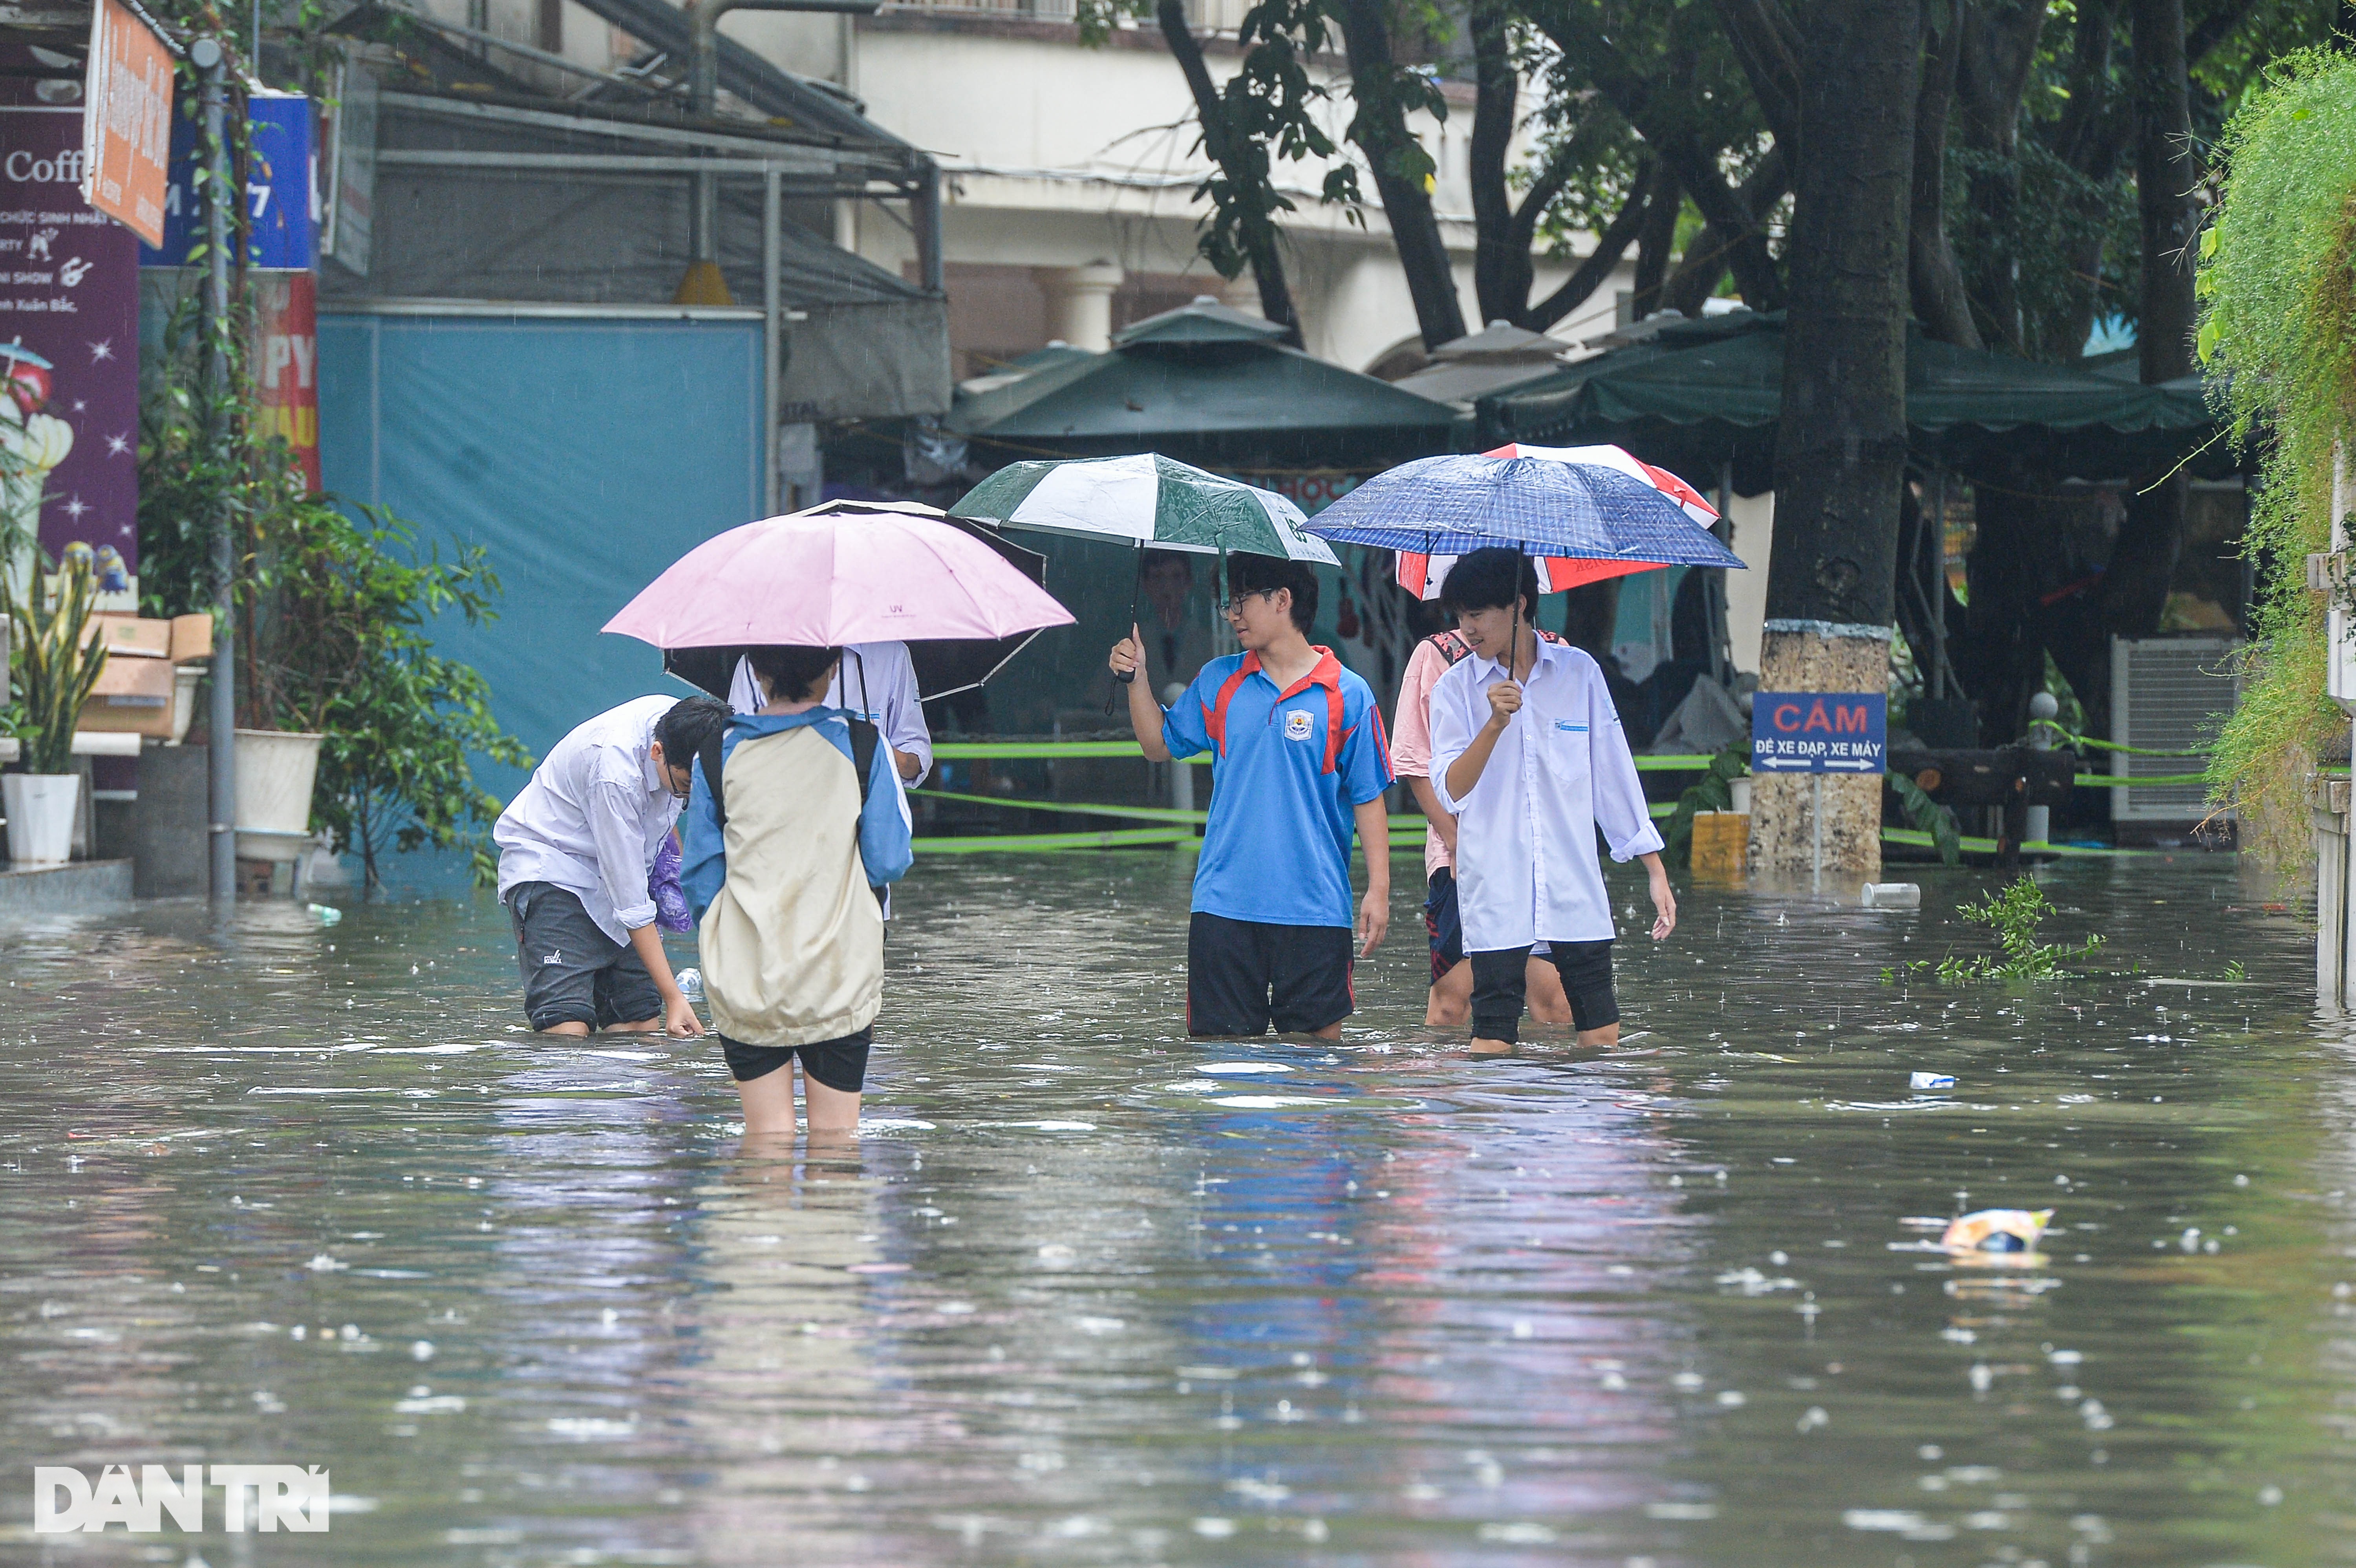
top-left (1394, 442), bottom-right (1721, 599)
top-left (603, 505), bottom-right (1075, 649)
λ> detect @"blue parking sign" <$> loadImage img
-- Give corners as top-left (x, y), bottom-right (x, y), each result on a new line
top-left (1751, 691), bottom-right (1888, 775)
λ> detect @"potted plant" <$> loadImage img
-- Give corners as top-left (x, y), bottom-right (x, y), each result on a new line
top-left (4, 557), bottom-right (106, 866)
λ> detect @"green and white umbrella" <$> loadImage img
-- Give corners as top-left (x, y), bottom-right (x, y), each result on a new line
top-left (951, 452), bottom-right (1340, 566)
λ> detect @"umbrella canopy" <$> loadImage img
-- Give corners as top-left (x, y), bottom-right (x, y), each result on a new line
top-left (952, 452), bottom-right (1341, 566)
top-left (1394, 443), bottom-right (1725, 599)
top-left (604, 502), bottom-right (1074, 652)
top-left (654, 501), bottom-right (1057, 702)
top-left (1301, 452), bottom-right (1746, 572)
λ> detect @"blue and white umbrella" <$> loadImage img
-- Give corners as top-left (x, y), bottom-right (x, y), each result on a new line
top-left (1300, 452), bottom-right (1746, 571)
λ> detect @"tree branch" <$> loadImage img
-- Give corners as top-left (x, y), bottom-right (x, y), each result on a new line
top-left (1910, 0), bottom-right (1981, 347)
top-left (1526, 168), bottom-right (1653, 331)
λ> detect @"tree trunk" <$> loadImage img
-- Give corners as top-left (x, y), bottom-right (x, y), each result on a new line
top-left (1156, 0), bottom-right (1305, 346)
top-left (1525, 180), bottom-right (1650, 331)
top-left (1630, 161), bottom-right (1681, 320)
top-left (2100, 0), bottom-right (2201, 649)
top-left (1909, 0), bottom-right (1981, 349)
top-left (1750, 0), bottom-right (1920, 880)
top-left (1468, 0), bottom-right (1525, 326)
top-left (1336, 0), bottom-right (1467, 349)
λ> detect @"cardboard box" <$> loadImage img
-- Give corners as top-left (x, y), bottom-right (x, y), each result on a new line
top-left (79, 654), bottom-right (177, 737)
top-left (84, 613), bottom-right (172, 659)
top-left (169, 613), bottom-right (214, 663)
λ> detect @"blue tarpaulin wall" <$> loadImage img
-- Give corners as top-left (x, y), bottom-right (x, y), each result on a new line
top-left (316, 311), bottom-right (763, 803)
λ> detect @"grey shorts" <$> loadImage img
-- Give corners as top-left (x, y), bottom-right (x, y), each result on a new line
top-left (504, 882), bottom-right (662, 1032)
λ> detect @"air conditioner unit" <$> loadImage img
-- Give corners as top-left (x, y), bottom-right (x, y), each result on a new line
top-left (2111, 636), bottom-right (2241, 822)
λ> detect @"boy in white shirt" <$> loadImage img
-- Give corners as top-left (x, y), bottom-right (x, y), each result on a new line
top-left (1429, 549), bottom-right (1677, 1052)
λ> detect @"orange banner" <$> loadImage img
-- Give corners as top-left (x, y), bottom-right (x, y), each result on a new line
top-left (80, 0), bottom-right (173, 247)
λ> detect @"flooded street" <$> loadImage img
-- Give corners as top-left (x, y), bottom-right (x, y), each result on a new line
top-left (1, 854), bottom-right (2346, 1566)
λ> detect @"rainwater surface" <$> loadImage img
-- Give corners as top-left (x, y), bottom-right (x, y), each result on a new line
top-left (1, 854), bottom-right (2349, 1567)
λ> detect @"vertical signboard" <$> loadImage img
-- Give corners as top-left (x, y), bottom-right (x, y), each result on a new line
top-left (253, 271), bottom-right (320, 491)
top-left (79, 0), bottom-right (174, 248)
top-left (1, 108), bottom-right (142, 609)
top-left (324, 59), bottom-right (373, 276)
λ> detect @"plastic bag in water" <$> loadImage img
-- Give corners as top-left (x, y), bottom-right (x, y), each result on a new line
top-left (1941, 1208), bottom-right (2053, 1253)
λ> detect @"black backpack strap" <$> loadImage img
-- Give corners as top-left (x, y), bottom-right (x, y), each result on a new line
top-left (847, 717), bottom-right (880, 810)
top-left (699, 724), bottom-right (732, 833)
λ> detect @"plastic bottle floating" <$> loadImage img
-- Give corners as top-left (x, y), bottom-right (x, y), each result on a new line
top-left (1941, 1208), bottom-right (2054, 1254)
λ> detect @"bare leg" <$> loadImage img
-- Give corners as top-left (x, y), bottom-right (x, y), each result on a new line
top-left (602, 1017), bottom-right (662, 1034)
top-left (803, 1073), bottom-right (862, 1135)
top-left (1468, 1036), bottom-right (1513, 1055)
top-left (1425, 959), bottom-right (1472, 1028)
top-left (539, 1021), bottom-right (591, 1038)
top-left (1526, 958), bottom-right (1573, 1027)
top-left (1575, 1023), bottom-right (1620, 1049)
top-left (736, 1063), bottom-right (800, 1138)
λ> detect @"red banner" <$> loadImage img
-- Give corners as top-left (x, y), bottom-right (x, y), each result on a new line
top-left (252, 271), bottom-right (320, 492)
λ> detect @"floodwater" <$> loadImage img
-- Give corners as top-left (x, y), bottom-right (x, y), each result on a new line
top-left (0, 853), bottom-right (2346, 1567)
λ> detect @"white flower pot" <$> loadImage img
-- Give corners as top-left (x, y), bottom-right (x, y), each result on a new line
top-left (234, 729), bottom-right (324, 863)
top-left (169, 663), bottom-right (205, 745)
top-left (4, 772), bottom-right (80, 867)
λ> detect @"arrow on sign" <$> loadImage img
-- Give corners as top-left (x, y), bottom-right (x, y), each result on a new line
top-left (1752, 757), bottom-right (1818, 771)
top-left (1823, 758), bottom-right (1881, 771)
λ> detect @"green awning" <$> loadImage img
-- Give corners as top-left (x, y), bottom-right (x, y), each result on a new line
top-left (1482, 311), bottom-right (2224, 492)
top-left (948, 297), bottom-right (1456, 473)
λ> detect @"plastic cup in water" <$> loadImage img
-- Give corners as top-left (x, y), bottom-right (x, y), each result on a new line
top-left (1910, 1071), bottom-right (1955, 1091)
top-left (1862, 882), bottom-right (1922, 909)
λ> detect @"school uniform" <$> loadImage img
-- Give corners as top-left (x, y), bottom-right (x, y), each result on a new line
top-left (492, 696), bottom-right (681, 1031)
top-left (1429, 639), bottom-right (1661, 1041)
top-left (1162, 647), bottom-right (1394, 1036)
top-left (679, 709), bottom-right (913, 1091)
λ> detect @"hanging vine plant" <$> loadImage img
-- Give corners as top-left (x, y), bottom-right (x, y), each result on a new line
top-left (2196, 48), bottom-right (2356, 879)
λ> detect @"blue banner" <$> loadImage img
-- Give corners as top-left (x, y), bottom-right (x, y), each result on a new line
top-left (139, 91), bottom-right (314, 270)
top-left (1751, 691), bottom-right (1888, 775)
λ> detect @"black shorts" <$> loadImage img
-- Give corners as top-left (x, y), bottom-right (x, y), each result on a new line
top-left (1424, 868), bottom-right (1464, 982)
top-left (1469, 940), bottom-right (1618, 1043)
top-left (1187, 912), bottom-right (1354, 1037)
top-left (505, 882), bottom-right (662, 1032)
top-left (720, 1028), bottom-right (873, 1092)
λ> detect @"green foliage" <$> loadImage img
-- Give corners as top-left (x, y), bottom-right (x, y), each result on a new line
top-left (257, 497), bottom-right (533, 890)
top-left (2196, 48), bottom-right (2356, 880)
top-left (1937, 875), bottom-right (2104, 982)
top-left (4, 560), bottom-right (110, 776)
top-left (1658, 740), bottom-right (1747, 868)
top-left (1889, 771), bottom-right (1962, 867)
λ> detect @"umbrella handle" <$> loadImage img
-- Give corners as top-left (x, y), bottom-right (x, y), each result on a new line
top-left (1105, 546), bottom-right (1145, 714)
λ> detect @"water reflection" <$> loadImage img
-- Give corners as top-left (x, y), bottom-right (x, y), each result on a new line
top-left (0, 855), bottom-right (2347, 1564)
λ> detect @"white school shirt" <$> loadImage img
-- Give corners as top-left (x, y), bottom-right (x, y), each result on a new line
top-left (493, 694), bottom-right (683, 944)
top-left (728, 642), bottom-right (933, 787)
top-left (1428, 639), bottom-right (1664, 950)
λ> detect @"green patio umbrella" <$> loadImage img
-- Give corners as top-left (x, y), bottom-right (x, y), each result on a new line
top-left (951, 451), bottom-right (1338, 709)
top-left (951, 451), bottom-right (1340, 565)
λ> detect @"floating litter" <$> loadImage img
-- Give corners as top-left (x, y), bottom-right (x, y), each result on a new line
top-left (1940, 1208), bottom-right (2054, 1254)
top-left (307, 903), bottom-right (342, 926)
top-left (1861, 883), bottom-right (1921, 909)
top-left (675, 967), bottom-right (704, 1003)
top-left (1910, 1071), bottom-right (1956, 1090)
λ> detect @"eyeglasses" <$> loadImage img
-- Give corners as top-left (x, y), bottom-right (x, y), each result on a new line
top-left (1216, 588), bottom-right (1278, 616)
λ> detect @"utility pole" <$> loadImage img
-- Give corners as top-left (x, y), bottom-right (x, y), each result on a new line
top-left (194, 34), bottom-right (238, 902)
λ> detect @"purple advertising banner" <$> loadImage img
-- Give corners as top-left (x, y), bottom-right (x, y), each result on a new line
top-left (3, 104), bottom-right (142, 604)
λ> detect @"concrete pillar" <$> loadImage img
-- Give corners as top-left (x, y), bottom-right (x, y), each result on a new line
top-left (1042, 261), bottom-right (1125, 351)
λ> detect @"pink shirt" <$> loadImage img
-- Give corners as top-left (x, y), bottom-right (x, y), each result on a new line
top-left (1389, 639), bottom-right (1455, 879)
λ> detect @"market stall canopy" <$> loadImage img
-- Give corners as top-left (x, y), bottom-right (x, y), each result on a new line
top-left (319, 4), bottom-right (950, 421)
top-left (946, 296), bottom-right (1456, 473)
top-left (1481, 310), bottom-right (2224, 493)
top-left (1387, 320), bottom-right (1570, 409)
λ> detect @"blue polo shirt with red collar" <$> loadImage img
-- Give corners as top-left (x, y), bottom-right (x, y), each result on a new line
top-left (1162, 647), bottom-right (1395, 930)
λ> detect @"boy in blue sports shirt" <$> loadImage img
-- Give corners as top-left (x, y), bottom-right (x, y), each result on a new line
top-left (1109, 553), bottom-right (1393, 1038)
